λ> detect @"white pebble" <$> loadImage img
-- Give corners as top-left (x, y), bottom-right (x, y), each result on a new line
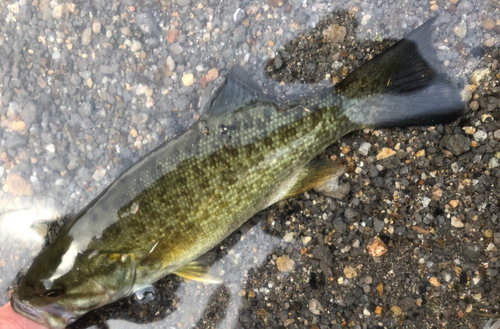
top-left (283, 232), bottom-right (294, 243)
top-left (358, 142), bottom-right (371, 156)
top-left (473, 130), bottom-right (487, 142)
top-left (166, 56), bottom-right (176, 71)
top-left (451, 216), bottom-right (464, 228)
top-left (93, 167), bottom-right (106, 182)
top-left (131, 40), bottom-right (142, 52)
top-left (361, 14), bottom-right (371, 26)
top-left (489, 158), bottom-right (499, 169)
top-left (182, 73), bottom-right (195, 87)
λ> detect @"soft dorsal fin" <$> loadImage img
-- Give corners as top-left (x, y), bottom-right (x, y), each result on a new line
top-left (208, 66), bottom-right (276, 116)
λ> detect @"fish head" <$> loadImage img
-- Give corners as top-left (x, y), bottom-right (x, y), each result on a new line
top-left (12, 236), bottom-right (137, 328)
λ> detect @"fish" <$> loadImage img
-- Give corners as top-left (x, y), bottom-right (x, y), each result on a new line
top-left (11, 17), bottom-right (464, 328)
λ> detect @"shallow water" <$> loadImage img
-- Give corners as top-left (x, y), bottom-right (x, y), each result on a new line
top-left (1, 0), bottom-right (499, 328)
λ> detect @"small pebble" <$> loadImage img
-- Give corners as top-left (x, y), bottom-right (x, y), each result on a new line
top-left (469, 100), bottom-right (479, 111)
top-left (473, 130), bottom-right (487, 142)
top-left (81, 27), bottom-right (92, 45)
top-left (464, 126), bottom-right (476, 135)
top-left (166, 56), bottom-right (176, 71)
top-left (367, 237), bottom-right (388, 257)
top-left (233, 8), bottom-right (246, 23)
top-left (391, 305), bottom-right (402, 316)
top-left (358, 142), bottom-right (371, 156)
top-left (52, 4), bottom-right (64, 19)
top-left (166, 29), bottom-right (179, 43)
top-left (376, 148), bottom-right (396, 160)
top-left (308, 298), bottom-right (324, 315)
top-left (489, 158), bottom-right (499, 169)
top-left (484, 37), bottom-right (496, 48)
top-left (121, 27), bottom-right (132, 36)
top-left (430, 277), bottom-right (441, 287)
top-left (494, 130), bottom-right (500, 140)
top-left (246, 5), bottom-right (260, 15)
top-left (376, 283), bottom-right (384, 294)
top-left (441, 135), bottom-right (470, 156)
top-left (442, 272), bottom-right (452, 282)
top-left (5, 173), bottom-right (33, 196)
top-left (471, 68), bottom-right (491, 85)
top-left (131, 40), bottom-right (142, 52)
top-left (93, 167), bottom-right (106, 182)
top-left (494, 233), bottom-right (500, 244)
top-left (454, 21), bottom-right (467, 38)
top-left (205, 68), bottom-right (219, 82)
top-left (182, 73), bottom-right (195, 86)
top-left (451, 216), bottom-right (464, 228)
top-left (283, 232), bottom-right (294, 242)
top-left (301, 236), bottom-right (311, 245)
top-left (361, 14), bottom-right (371, 26)
top-left (277, 255), bottom-right (295, 272)
top-left (374, 218), bottom-right (385, 233)
top-left (322, 24), bottom-right (346, 44)
top-left (344, 265), bottom-right (357, 278)
top-left (92, 21), bottom-right (101, 34)
top-left (483, 18), bottom-right (495, 30)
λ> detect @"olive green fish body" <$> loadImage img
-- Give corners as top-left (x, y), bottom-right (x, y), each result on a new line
top-left (82, 91), bottom-right (350, 287)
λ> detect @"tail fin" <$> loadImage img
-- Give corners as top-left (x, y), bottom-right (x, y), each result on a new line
top-left (336, 17), bottom-right (465, 128)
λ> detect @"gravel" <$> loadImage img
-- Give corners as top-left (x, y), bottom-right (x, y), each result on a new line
top-left (0, 0), bottom-right (499, 329)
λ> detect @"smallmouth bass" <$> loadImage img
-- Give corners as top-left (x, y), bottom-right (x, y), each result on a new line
top-left (11, 17), bottom-right (464, 328)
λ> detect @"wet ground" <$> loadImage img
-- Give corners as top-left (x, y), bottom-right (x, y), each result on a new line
top-left (0, 0), bottom-right (499, 328)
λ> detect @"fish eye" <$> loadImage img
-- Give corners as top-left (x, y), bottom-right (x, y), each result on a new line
top-left (45, 289), bottom-right (64, 298)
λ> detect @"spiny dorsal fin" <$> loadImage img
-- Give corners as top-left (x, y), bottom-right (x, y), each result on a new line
top-left (208, 66), bottom-right (276, 116)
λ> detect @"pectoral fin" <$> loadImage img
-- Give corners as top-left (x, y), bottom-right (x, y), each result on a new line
top-left (284, 158), bottom-right (345, 199)
top-left (173, 261), bottom-right (221, 284)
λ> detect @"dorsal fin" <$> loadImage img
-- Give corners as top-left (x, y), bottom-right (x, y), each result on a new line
top-left (208, 66), bottom-right (276, 116)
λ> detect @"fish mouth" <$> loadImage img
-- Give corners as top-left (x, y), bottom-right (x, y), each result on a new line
top-left (11, 297), bottom-right (46, 324)
top-left (11, 294), bottom-right (76, 329)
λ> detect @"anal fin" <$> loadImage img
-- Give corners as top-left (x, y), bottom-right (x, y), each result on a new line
top-left (173, 261), bottom-right (221, 284)
top-left (284, 158), bottom-right (345, 199)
